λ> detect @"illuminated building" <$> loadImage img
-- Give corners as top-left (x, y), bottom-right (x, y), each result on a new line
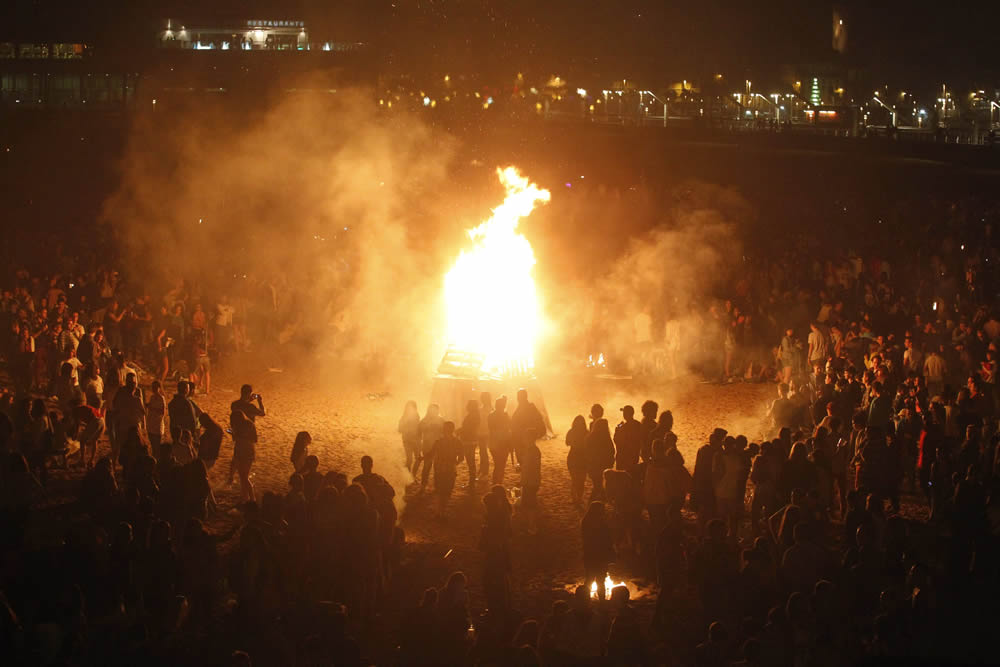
top-left (0, 10), bottom-right (370, 110)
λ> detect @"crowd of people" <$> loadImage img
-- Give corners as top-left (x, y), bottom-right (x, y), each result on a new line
top-left (4, 192), bottom-right (1000, 664)
top-left (0, 268), bottom-right (415, 664)
top-left (386, 204), bottom-right (1000, 664)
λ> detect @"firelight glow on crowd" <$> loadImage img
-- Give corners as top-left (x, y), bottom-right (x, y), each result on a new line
top-left (4, 149), bottom-right (1000, 667)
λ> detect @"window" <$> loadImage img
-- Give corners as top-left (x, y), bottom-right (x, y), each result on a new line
top-left (0, 43), bottom-right (14, 59)
top-left (18, 43), bottom-right (49, 59)
top-left (52, 43), bottom-right (85, 59)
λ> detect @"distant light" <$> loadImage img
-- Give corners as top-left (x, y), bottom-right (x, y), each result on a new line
top-left (444, 74), bottom-right (450, 82)
top-left (152, 98), bottom-right (157, 105)
top-left (565, 182), bottom-right (572, 188)
top-left (576, 88), bottom-right (587, 97)
top-left (486, 96), bottom-right (493, 105)
top-left (423, 96), bottom-right (430, 106)
top-left (580, 175), bottom-right (585, 179)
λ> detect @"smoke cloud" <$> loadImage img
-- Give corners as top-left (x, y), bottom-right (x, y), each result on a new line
top-left (538, 180), bottom-right (750, 374)
top-left (101, 85), bottom-right (460, 371)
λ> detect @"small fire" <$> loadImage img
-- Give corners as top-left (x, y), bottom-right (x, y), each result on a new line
top-left (445, 167), bottom-right (550, 375)
top-left (590, 575), bottom-right (626, 600)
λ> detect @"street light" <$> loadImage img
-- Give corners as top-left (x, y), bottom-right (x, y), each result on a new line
top-left (871, 94), bottom-right (896, 127)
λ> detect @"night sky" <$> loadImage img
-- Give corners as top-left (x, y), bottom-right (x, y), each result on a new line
top-left (0, 0), bottom-right (998, 86)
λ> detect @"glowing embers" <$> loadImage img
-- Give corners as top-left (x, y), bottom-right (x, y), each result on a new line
top-left (444, 167), bottom-right (550, 377)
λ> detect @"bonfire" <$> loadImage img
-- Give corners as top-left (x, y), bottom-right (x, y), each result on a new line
top-left (444, 167), bottom-right (550, 377)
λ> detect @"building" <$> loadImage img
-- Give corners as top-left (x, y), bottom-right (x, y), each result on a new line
top-left (0, 4), bottom-right (372, 111)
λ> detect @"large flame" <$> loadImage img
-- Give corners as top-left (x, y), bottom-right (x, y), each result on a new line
top-left (445, 167), bottom-right (550, 376)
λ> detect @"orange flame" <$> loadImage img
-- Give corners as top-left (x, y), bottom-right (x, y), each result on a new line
top-left (590, 575), bottom-right (626, 599)
top-left (445, 167), bottom-right (550, 375)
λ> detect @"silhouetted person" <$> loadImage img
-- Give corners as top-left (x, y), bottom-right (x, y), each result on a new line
top-left (417, 404), bottom-right (445, 488)
top-left (168, 381), bottom-right (199, 448)
top-left (488, 396), bottom-right (512, 485)
top-left (613, 405), bottom-right (643, 474)
top-left (693, 428), bottom-right (726, 531)
top-left (430, 421), bottom-right (463, 517)
top-left (230, 410), bottom-right (257, 502)
top-left (289, 430), bottom-right (311, 474)
top-left (460, 399), bottom-right (481, 487)
top-left (566, 415), bottom-right (588, 504)
top-left (585, 418), bottom-right (615, 502)
top-left (511, 389), bottom-right (545, 468)
top-left (480, 486), bottom-right (513, 613)
top-left (639, 400), bottom-right (659, 463)
top-left (197, 412), bottom-right (223, 469)
top-left (398, 401), bottom-right (421, 471)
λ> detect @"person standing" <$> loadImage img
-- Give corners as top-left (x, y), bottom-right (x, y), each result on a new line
top-left (231, 384), bottom-right (265, 425)
top-left (215, 295), bottom-right (235, 359)
top-left (585, 418), bottom-right (615, 502)
top-left (713, 436), bottom-right (749, 538)
top-left (566, 415), bottom-right (589, 505)
top-left (190, 326), bottom-right (211, 395)
top-left (520, 437), bottom-right (542, 534)
top-left (197, 412), bottom-right (224, 469)
top-left (460, 400), bottom-right (481, 488)
top-left (511, 389), bottom-right (546, 470)
top-left (229, 384), bottom-right (264, 479)
top-left (230, 409), bottom-right (257, 503)
top-left (663, 442), bottom-right (692, 523)
top-left (488, 396), bottom-right (512, 485)
top-left (477, 392), bottom-right (492, 483)
top-left (289, 431), bottom-right (311, 473)
top-left (398, 401), bottom-right (421, 472)
top-left (146, 380), bottom-right (167, 450)
top-left (613, 405), bottom-right (643, 475)
top-left (111, 373), bottom-right (146, 467)
top-left (693, 428), bottom-right (726, 532)
top-left (417, 404), bottom-right (445, 488)
top-left (168, 381), bottom-right (200, 451)
top-left (639, 400), bottom-right (659, 463)
top-left (642, 438), bottom-right (672, 532)
top-left (480, 486), bottom-right (513, 613)
top-left (807, 322), bottom-right (829, 370)
top-left (780, 328), bottom-right (796, 384)
top-left (924, 347), bottom-right (948, 399)
top-left (430, 421), bottom-right (463, 518)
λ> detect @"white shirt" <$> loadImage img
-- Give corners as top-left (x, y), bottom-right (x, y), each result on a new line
top-left (808, 329), bottom-right (829, 362)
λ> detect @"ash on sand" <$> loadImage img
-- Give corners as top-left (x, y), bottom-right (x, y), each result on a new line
top-left (193, 358), bottom-right (771, 623)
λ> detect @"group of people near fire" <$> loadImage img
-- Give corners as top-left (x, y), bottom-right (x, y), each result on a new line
top-left (3, 194), bottom-right (1000, 663)
top-left (391, 222), bottom-right (1000, 664)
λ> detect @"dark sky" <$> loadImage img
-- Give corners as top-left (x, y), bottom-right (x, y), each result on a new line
top-left (2, 0), bottom-right (998, 86)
